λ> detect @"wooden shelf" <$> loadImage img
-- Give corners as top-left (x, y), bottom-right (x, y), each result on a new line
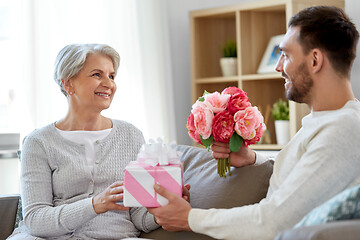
top-left (195, 76), bottom-right (240, 84)
top-left (193, 142), bottom-right (283, 151)
top-left (250, 144), bottom-right (283, 150)
top-left (194, 73), bottom-right (282, 83)
top-left (242, 73), bottom-right (282, 81)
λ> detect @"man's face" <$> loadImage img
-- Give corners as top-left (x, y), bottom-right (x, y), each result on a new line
top-left (275, 27), bottom-right (313, 104)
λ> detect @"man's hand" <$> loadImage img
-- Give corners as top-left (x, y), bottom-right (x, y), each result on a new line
top-left (148, 184), bottom-right (192, 231)
top-left (92, 181), bottom-right (130, 214)
top-left (211, 142), bottom-right (256, 167)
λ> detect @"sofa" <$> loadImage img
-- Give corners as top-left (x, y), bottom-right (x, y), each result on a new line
top-left (1, 145), bottom-right (359, 240)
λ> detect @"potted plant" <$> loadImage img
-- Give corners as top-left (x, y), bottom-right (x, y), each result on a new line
top-left (272, 99), bottom-right (290, 145)
top-left (220, 40), bottom-right (237, 77)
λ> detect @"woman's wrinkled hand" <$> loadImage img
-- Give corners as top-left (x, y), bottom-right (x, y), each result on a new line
top-left (182, 184), bottom-right (191, 203)
top-left (92, 181), bottom-right (130, 214)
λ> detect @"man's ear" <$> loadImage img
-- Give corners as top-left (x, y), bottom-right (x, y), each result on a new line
top-left (310, 49), bottom-right (324, 73)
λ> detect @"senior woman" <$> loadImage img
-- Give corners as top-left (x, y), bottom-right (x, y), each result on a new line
top-left (8, 44), bottom-right (159, 239)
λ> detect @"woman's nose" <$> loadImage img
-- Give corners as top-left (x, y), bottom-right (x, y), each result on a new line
top-left (101, 76), bottom-right (114, 88)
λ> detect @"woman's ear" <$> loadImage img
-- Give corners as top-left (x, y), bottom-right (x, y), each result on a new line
top-left (62, 79), bottom-right (74, 95)
top-left (310, 49), bottom-right (324, 74)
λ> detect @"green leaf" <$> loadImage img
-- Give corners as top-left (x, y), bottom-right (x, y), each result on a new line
top-left (229, 133), bottom-right (243, 152)
top-left (201, 135), bottom-right (214, 150)
top-left (198, 91), bottom-right (210, 102)
top-left (203, 90), bottom-right (210, 96)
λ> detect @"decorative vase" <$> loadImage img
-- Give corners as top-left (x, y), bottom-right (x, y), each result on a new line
top-left (220, 57), bottom-right (237, 77)
top-left (274, 120), bottom-right (290, 145)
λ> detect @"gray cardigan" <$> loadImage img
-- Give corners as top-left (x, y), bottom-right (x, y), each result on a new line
top-left (13, 119), bottom-right (158, 239)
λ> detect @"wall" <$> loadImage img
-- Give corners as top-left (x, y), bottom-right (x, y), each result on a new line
top-left (167, 0), bottom-right (360, 145)
top-left (166, 0), bottom-right (251, 145)
top-left (346, 0), bottom-right (360, 97)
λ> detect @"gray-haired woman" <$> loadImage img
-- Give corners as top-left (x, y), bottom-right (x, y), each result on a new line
top-left (8, 44), bottom-right (159, 239)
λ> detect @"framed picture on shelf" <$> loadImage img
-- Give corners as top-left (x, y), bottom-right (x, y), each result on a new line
top-left (257, 34), bottom-right (285, 74)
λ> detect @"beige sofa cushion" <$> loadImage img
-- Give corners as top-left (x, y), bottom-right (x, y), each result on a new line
top-left (180, 145), bottom-right (273, 208)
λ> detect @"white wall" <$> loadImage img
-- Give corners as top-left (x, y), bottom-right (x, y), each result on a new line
top-left (346, 0), bottom-right (360, 98)
top-left (167, 0), bottom-right (360, 145)
top-left (166, 0), bottom-right (250, 145)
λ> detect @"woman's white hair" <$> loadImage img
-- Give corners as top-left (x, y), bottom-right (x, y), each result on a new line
top-left (54, 43), bottom-right (120, 97)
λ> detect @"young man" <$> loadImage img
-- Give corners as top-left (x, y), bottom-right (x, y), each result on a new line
top-left (148, 6), bottom-right (360, 240)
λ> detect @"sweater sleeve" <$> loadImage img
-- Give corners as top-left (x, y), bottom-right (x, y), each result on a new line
top-left (188, 119), bottom-right (360, 240)
top-left (21, 136), bottom-right (97, 237)
top-left (254, 151), bottom-right (269, 165)
top-left (129, 207), bottom-right (160, 233)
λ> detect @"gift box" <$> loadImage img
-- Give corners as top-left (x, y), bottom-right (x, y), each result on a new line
top-left (123, 139), bottom-right (183, 207)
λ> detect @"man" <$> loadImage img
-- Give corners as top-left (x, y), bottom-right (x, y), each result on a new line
top-left (148, 6), bottom-right (360, 240)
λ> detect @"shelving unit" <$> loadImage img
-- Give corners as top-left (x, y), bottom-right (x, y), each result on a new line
top-left (190, 0), bottom-right (344, 150)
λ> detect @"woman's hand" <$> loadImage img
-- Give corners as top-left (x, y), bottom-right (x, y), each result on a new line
top-left (182, 184), bottom-right (191, 203)
top-left (210, 142), bottom-right (256, 168)
top-left (92, 181), bottom-right (129, 214)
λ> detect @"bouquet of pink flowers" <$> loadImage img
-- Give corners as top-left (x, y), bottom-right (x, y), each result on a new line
top-left (187, 87), bottom-right (265, 177)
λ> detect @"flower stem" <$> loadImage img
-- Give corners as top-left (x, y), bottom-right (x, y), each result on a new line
top-left (217, 158), bottom-right (231, 177)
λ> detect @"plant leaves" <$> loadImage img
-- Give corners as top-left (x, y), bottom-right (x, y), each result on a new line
top-left (222, 40), bottom-right (237, 58)
top-left (201, 135), bottom-right (214, 150)
top-left (229, 133), bottom-right (243, 152)
top-left (272, 99), bottom-right (289, 120)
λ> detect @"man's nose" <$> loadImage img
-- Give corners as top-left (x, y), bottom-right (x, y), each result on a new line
top-left (275, 55), bottom-right (283, 72)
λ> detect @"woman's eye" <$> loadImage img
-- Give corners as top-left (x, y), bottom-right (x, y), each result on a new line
top-left (92, 73), bottom-right (100, 77)
top-left (109, 75), bottom-right (115, 80)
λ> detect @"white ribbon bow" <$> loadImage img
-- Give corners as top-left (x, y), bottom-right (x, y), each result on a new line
top-left (137, 138), bottom-right (182, 166)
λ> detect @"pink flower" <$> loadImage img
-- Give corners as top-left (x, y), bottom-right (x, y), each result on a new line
top-left (234, 106), bottom-right (264, 140)
top-left (244, 123), bottom-right (265, 146)
top-left (204, 92), bottom-right (230, 113)
top-left (222, 87), bottom-right (251, 114)
top-left (191, 102), bottom-right (214, 139)
top-left (187, 113), bottom-right (201, 144)
top-left (221, 86), bottom-right (244, 96)
top-left (212, 110), bottom-right (234, 143)
top-left (227, 92), bottom-right (251, 114)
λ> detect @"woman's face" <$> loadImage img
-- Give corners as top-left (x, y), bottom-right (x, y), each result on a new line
top-left (68, 53), bottom-right (117, 113)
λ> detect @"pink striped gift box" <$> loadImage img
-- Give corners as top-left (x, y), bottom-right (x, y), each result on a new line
top-left (123, 161), bottom-right (183, 207)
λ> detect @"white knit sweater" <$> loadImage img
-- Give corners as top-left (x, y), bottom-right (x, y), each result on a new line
top-left (188, 100), bottom-right (360, 240)
top-left (13, 119), bottom-right (158, 239)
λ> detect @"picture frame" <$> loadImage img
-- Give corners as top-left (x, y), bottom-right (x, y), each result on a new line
top-left (257, 34), bottom-right (285, 74)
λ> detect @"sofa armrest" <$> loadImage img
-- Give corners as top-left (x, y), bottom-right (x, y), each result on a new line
top-left (0, 194), bottom-right (20, 240)
top-left (275, 220), bottom-right (360, 240)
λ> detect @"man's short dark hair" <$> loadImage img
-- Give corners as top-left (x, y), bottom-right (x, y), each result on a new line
top-left (289, 6), bottom-right (359, 77)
